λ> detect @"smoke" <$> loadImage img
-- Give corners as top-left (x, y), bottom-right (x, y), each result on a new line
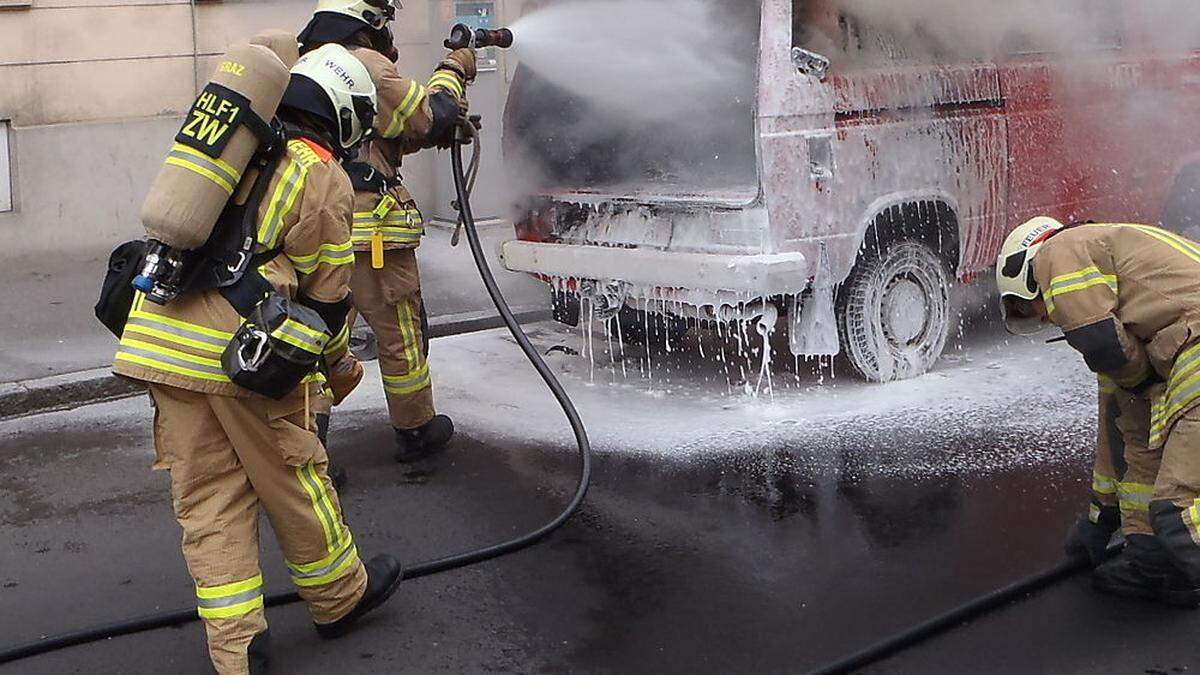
top-left (510, 0), bottom-right (749, 122)
top-left (807, 0), bottom-right (1200, 62)
top-left (504, 0), bottom-right (760, 197)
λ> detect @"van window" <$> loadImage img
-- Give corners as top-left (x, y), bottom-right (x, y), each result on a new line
top-left (1001, 1), bottom-right (1121, 55)
top-left (793, 2), bottom-right (926, 67)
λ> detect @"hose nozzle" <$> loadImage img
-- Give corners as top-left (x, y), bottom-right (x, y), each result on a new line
top-left (445, 23), bottom-right (514, 50)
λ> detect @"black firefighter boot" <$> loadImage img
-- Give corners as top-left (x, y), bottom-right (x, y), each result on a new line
top-left (1094, 533), bottom-right (1200, 608)
top-left (394, 414), bottom-right (455, 463)
top-left (315, 413), bottom-right (348, 490)
top-left (314, 554), bottom-right (404, 639)
top-left (247, 630), bottom-right (271, 675)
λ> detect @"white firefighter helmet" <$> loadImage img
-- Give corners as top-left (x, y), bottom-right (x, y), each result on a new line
top-left (996, 216), bottom-right (1066, 334)
top-left (287, 43), bottom-right (377, 151)
top-left (314, 0), bottom-right (397, 31)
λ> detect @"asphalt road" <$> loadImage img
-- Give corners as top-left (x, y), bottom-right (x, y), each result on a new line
top-left (3, 318), bottom-right (1200, 674)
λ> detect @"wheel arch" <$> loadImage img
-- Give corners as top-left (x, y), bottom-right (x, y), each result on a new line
top-left (852, 191), bottom-right (963, 277)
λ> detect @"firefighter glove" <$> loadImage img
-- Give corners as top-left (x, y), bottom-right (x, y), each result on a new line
top-left (439, 48), bottom-right (477, 82)
top-left (327, 355), bottom-right (364, 406)
top-left (1064, 506), bottom-right (1120, 568)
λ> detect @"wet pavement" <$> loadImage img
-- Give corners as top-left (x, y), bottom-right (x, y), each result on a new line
top-left (3, 316), bottom-right (1200, 673)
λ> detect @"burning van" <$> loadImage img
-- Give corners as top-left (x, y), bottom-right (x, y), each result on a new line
top-left (501, 0), bottom-right (1200, 381)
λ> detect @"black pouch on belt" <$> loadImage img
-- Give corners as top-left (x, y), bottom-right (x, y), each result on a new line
top-left (221, 292), bottom-right (332, 400)
top-left (94, 240), bottom-right (148, 338)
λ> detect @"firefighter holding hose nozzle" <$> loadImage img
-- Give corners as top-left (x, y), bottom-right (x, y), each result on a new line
top-left (299, 0), bottom-right (476, 466)
top-left (997, 217), bottom-right (1200, 608)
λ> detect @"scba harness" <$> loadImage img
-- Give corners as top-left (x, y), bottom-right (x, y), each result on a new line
top-left (96, 129), bottom-right (338, 400)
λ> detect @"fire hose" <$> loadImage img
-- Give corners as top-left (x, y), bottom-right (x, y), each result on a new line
top-left (0, 117), bottom-right (591, 666)
top-left (805, 544), bottom-right (1123, 675)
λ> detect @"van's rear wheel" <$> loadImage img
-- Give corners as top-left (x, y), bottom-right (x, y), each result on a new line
top-left (836, 239), bottom-right (951, 382)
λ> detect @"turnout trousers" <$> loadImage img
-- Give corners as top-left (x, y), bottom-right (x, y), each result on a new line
top-left (149, 383), bottom-right (367, 675)
top-left (1100, 382), bottom-right (1200, 583)
top-left (349, 248), bottom-right (435, 430)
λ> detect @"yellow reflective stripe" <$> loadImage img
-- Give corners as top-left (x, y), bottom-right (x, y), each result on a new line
top-left (258, 160), bottom-right (307, 248)
top-left (170, 143), bottom-right (242, 182)
top-left (1118, 481), bottom-right (1155, 512)
top-left (1093, 472), bottom-right (1119, 496)
top-left (1128, 224), bottom-right (1200, 265)
top-left (428, 72), bottom-right (464, 99)
top-left (350, 229), bottom-right (423, 245)
top-left (165, 157), bottom-right (236, 195)
top-left (1043, 266), bottom-right (1118, 316)
top-left (116, 338), bottom-right (231, 382)
top-left (326, 322), bottom-right (350, 355)
top-left (196, 574), bottom-right (263, 600)
top-left (127, 307), bottom-right (234, 341)
top-left (289, 241), bottom-right (355, 274)
top-left (122, 309), bottom-right (231, 354)
top-left (396, 301), bottom-right (422, 367)
top-left (296, 461), bottom-right (342, 553)
top-left (384, 81), bottom-right (425, 138)
top-left (1089, 503), bottom-right (1102, 524)
top-left (288, 535), bottom-right (359, 587)
top-left (195, 573), bottom-right (264, 619)
top-left (382, 362), bottom-right (431, 395)
top-left (1150, 343), bottom-right (1200, 442)
top-left (270, 319), bottom-right (328, 355)
top-left (353, 212), bottom-right (423, 224)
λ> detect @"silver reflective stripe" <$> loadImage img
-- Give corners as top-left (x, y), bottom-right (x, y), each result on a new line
top-left (124, 316), bottom-right (228, 350)
top-left (117, 344), bottom-right (227, 377)
top-left (289, 543), bottom-right (357, 581)
top-left (196, 587), bottom-right (263, 610)
top-left (167, 149), bottom-right (240, 188)
top-left (275, 322), bottom-right (326, 352)
top-left (317, 247), bottom-right (354, 264)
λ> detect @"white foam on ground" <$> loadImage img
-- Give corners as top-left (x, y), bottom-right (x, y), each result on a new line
top-left (7, 322), bottom-right (1095, 484)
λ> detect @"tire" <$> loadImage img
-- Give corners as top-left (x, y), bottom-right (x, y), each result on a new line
top-left (836, 238), bottom-right (952, 382)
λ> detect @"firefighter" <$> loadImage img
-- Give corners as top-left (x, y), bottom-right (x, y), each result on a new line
top-left (113, 46), bottom-right (402, 673)
top-left (298, 0), bottom-right (475, 462)
top-left (996, 216), bottom-right (1200, 608)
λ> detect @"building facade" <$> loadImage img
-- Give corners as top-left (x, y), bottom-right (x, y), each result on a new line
top-left (0, 0), bottom-right (520, 374)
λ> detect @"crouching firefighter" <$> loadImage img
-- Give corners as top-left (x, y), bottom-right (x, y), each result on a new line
top-left (997, 216), bottom-right (1200, 608)
top-left (108, 44), bottom-right (402, 673)
top-left (298, 0), bottom-right (476, 462)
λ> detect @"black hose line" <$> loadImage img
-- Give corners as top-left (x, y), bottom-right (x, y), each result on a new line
top-left (806, 544), bottom-right (1121, 675)
top-left (0, 135), bottom-right (591, 666)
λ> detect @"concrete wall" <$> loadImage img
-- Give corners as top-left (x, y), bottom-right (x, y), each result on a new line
top-left (0, 0), bottom-right (543, 379)
top-left (0, 0), bottom-right (474, 259)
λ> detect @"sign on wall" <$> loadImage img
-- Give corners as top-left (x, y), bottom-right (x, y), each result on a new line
top-left (0, 121), bottom-right (10, 213)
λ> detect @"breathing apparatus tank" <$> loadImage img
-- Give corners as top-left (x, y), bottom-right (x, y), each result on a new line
top-left (135, 39), bottom-right (293, 304)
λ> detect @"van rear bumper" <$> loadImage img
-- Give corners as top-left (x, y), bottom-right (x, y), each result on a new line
top-left (500, 240), bottom-right (810, 296)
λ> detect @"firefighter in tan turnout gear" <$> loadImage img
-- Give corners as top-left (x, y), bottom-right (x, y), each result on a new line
top-left (299, 0), bottom-right (475, 462)
top-left (997, 216), bottom-right (1200, 607)
top-left (113, 46), bottom-right (403, 673)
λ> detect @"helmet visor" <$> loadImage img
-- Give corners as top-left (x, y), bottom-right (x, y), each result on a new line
top-left (363, 0), bottom-right (395, 29)
top-left (1001, 295), bottom-right (1050, 336)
